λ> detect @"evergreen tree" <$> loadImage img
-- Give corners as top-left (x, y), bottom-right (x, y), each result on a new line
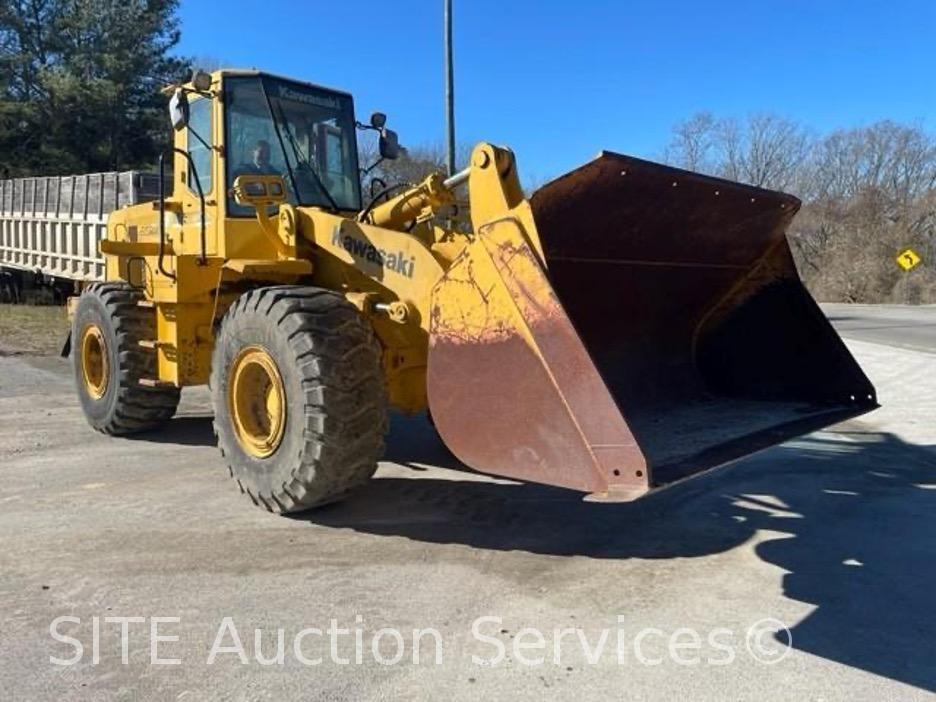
top-left (0, 0), bottom-right (189, 176)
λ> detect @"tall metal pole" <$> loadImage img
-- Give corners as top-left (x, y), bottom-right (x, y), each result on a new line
top-left (444, 0), bottom-right (456, 176)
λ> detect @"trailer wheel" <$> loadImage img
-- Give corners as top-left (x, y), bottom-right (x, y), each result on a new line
top-left (0, 269), bottom-right (21, 303)
top-left (73, 283), bottom-right (180, 433)
top-left (211, 286), bottom-right (387, 513)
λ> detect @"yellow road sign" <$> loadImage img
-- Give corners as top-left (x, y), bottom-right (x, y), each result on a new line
top-left (896, 248), bottom-right (922, 271)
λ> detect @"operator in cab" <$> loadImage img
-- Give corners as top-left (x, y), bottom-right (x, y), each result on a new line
top-left (236, 139), bottom-right (279, 177)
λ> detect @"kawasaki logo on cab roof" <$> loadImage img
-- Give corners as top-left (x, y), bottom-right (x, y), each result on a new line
top-left (331, 227), bottom-right (416, 279)
top-left (277, 86), bottom-right (341, 110)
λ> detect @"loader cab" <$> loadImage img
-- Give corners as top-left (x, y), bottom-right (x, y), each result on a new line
top-left (171, 70), bottom-right (364, 260)
top-left (221, 73), bottom-right (362, 215)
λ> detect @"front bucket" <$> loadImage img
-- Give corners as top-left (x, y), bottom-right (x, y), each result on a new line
top-left (427, 152), bottom-right (877, 499)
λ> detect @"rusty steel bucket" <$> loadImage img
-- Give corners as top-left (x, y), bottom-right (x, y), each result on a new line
top-left (426, 152), bottom-right (877, 501)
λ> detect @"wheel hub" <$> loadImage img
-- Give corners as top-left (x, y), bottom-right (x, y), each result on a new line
top-left (228, 346), bottom-right (286, 458)
top-left (80, 324), bottom-right (109, 400)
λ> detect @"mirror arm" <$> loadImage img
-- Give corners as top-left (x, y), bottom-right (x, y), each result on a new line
top-left (361, 156), bottom-right (385, 178)
top-left (178, 86), bottom-right (213, 99)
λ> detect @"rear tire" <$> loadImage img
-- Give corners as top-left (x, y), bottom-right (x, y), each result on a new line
top-left (210, 286), bottom-right (387, 513)
top-left (72, 282), bottom-right (180, 434)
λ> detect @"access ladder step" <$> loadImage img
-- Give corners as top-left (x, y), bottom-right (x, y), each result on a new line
top-left (138, 378), bottom-right (175, 388)
top-left (138, 339), bottom-right (172, 350)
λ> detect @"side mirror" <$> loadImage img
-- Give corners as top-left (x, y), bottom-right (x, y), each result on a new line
top-left (379, 129), bottom-right (400, 160)
top-left (370, 112), bottom-right (387, 130)
top-left (169, 89), bottom-right (189, 131)
top-left (231, 174), bottom-right (288, 207)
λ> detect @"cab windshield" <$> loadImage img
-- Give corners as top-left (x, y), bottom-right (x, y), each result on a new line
top-left (225, 75), bottom-right (362, 214)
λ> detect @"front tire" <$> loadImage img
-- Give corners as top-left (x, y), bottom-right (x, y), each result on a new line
top-left (72, 283), bottom-right (180, 434)
top-left (211, 286), bottom-right (387, 513)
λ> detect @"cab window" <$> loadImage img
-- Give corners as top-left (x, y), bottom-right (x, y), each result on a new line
top-left (224, 75), bottom-right (362, 216)
top-left (187, 97), bottom-right (213, 195)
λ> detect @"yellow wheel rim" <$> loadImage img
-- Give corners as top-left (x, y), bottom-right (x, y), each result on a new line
top-left (80, 324), bottom-right (109, 400)
top-left (228, 346), bottom-right (286, 459)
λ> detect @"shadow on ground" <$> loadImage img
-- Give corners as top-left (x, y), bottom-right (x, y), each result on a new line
top-left (134, 410), bottom-right (936, 690)
top-left (130, 414), bottom-right (216, 447)
top-left (302, 413), bottom-right (936, 692)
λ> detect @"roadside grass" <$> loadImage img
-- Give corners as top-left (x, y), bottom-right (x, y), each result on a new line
top-left (0, 304), bottom-right (69, 356)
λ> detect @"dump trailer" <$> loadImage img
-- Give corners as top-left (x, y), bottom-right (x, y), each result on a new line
top-left (67, 69), bottom-right (877, 512)
top-left (0, 172), bottom-right (165, 301)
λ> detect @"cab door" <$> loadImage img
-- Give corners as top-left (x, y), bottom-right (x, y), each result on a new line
top-left (178, 94), bottom-right (218, 258)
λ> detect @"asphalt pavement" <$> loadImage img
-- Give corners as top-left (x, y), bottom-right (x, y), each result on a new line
top-left (1, 309), bottom-right (934, 700)
top-left (822, 303), bottom-right (936, 353)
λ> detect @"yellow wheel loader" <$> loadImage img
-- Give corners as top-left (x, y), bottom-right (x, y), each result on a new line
top-left (70, 69), bottom-right (877, 512)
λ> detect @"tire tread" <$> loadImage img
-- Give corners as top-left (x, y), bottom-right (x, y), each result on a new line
top-left (75, 282), bottom-right (180, 434)
top-left (211, 286), bottom-right (387, 513)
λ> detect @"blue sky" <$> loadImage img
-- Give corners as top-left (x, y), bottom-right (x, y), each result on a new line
top-left (177, 0), bottom-right (935, 183)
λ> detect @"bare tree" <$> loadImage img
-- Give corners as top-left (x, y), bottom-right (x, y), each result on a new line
top-left (665, 112), bottom-right (809, 191)
top-left (792, 122), bottom-right (936, 303)
top-left (663, 111), bottom-right (716, 173)
top-left (358, 137), bottom-right (471, 201)
top-left (806, 121), bottom-right (936, 204)
top-left (665, 113), bottom-right (936, 303)
top-left (736, 113), bottom-right (810, 190)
